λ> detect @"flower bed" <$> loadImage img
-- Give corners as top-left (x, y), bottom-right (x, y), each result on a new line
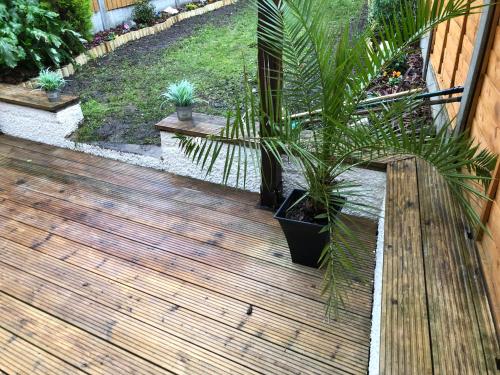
top-left (367, 45), bottom-right (426, 96)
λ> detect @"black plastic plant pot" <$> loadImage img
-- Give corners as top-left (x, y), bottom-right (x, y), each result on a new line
top-left (274, 189), bottom-right (344, 268)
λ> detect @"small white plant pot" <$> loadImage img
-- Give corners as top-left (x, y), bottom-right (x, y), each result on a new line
top-left (46, 90), bottom-right (61, 102)
top-left (176, 106), bottom-right (193, 121)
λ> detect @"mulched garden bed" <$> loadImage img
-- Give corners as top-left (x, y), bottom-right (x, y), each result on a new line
top-left (366, 44), bottom-right (432, 127)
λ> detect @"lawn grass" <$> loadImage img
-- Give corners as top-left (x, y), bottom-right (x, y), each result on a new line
top-left (73, 0), bottom-right (366, 144)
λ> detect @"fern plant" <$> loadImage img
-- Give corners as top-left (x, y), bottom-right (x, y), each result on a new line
top-left (176, 0), bottom-right (496, 316)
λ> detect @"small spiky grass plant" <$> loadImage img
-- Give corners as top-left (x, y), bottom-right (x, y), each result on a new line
top-left (36, 69), bottom-right (66, 92)
top-left (161, 80), bottom-right (197, 107)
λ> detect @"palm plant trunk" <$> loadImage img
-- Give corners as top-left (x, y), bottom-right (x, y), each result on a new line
top-left (258, 0), bottom-right (283, 208)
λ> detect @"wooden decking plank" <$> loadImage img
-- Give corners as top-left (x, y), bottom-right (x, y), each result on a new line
top-left (0, 251), bottom-right (362, 375)
top-left (0, 162), bottom-right (373, 303)
top-left (444, 176), bottom-right (499, 373)
top-left (417, 160), bottom-right (479, 373)
top-left (0, 327), bottom-right (85, 375)
top-left (0, 151), bottom-right (286, 245)
top-left (0, 158), bottom-right (373, 284)
top-left (0, 221), bottom-right (372, 366)
top-left (0, 293), bottom-right (171, 374)
top-left (0, 260), bottom-right (301, 375)
top-left (416, 160), bottom-right (498, 374)
top-left (0, 83), bottom-right (79, 112)
top-left (0, 160), bottom-right (375, 298)
top-left (0, 141), bottom-right (376, 272)
top-left (0, 193), bottom-right (373, 335)
top-left (0, 153), bottom-right (332, 275)
top-left (0, 274), bottom-right (261, 375)
top-left (380, 159), bottom-right (432, 374)
top-left (0, 135), bottom-right (376, 374)
top-left (0, 134), bottom-right (260, 206)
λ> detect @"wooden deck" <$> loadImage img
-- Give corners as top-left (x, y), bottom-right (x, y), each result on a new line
top-left (0, 135), bottom-right (377, 374)
top-left (381, 158), bottom-right (499, 374)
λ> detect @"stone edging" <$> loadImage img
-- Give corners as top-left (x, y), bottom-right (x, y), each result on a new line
top-left (19, 0), bottom-right (237, 89)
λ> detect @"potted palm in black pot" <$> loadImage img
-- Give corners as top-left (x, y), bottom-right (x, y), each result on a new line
top-left (176, 0), bottom-right (495, 315)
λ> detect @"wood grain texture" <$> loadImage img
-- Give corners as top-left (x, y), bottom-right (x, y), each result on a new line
top-left (0, 135), bottom-right (376, 374)
top-left (0, 84), bottom-right (79, 112)
top-left (380, 158), bottom-right (499, 374)
top-left (155, 112), bottom-right (257, 146)
top-left (430, 1), bottom-right (500, 336)
top-left (155, 113), bottom-right (228, 137)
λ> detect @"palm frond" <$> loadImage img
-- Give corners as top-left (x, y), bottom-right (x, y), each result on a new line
top-left (175, 0), bottom-right (495, 317)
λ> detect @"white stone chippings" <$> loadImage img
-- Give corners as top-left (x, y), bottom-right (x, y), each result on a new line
top-left (160, 131), bottom-right (261, 191)
top-left (0, 102), bottom-right (82, 140)
top-left (368, 196), bottom-right (386, 375)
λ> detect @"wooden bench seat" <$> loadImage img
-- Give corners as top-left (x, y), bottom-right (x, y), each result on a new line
top-left (381, 158), bottom-right (499, 374)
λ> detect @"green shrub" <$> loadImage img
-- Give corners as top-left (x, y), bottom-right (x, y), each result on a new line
top-left (43, 0), bottom-right (93, 41)
top-left (186, 3), bottom-right (198, 11)
top-left (36, 68), bottom-right (66, 91)
top-left (132, 0), bottom-right (156, 26)
top-left (369, 0), bottom-right (416, 39)
top-left (0, 0), bottom-right (84, 71)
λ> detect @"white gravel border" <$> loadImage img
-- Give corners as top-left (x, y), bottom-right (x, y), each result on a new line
top-left (368, 196), bottom-right (386, 375)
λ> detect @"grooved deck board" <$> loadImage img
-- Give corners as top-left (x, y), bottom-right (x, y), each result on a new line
top-left (0, 135), bottom-right (376, 374)
top-left (381, 158), bottom-right (499, 374)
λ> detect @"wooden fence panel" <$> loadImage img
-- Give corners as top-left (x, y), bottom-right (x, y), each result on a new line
top-left (105, 0), bottom-right (136, 10)
top-left (466, 6), bottom-right (499, 335)
top-left (92, 0), bottom-right (99, 12)
top-left (429, 1), bottom-right (500, 334)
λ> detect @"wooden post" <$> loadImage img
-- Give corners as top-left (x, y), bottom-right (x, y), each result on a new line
top-left (258, 0), bottom-right (283, 208)
top-left (97, 0), bottom-right (111, 30)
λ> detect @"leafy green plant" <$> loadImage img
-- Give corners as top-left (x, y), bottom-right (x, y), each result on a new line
top-left (186, 3), bottom-right (199, 11)
top-left (387, 52), bottom-right (408, 72)
top-left (0, 0), bottom-right (83, 71)
top-left (387, 71), bottom-right (403, 86)
top-left (42, 0), bottom-right (93, 40)
top-left (369, 0), bottom-right (416, 39)
top-left (176, 0), bottom-right (496, 316)
top-left (132, 0), bottom-right (156, 26)
top-left (36, 69), bottom-right (66, 91)
top-left (161, 80), bottom-right (197, 107)
top-left (106, 32), bottom-right (116, 41)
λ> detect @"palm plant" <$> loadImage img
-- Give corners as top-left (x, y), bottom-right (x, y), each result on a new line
top-left (176, 0), bottom-right (496, 316)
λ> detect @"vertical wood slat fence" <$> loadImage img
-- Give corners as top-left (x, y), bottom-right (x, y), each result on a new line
top-left (428, 0), bottom-right (500, 335)
top-left (105, 0), bottom-right (136, 11)
top-left (92, 0), bottom-right (137, 12)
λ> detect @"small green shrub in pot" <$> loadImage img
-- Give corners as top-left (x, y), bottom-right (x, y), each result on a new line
top-left (132, 0), bottom-right (156, 26)
top-left (161, 80), bottom-right (197, 121)
top-left (36, 69), bottom-right (66, 102)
